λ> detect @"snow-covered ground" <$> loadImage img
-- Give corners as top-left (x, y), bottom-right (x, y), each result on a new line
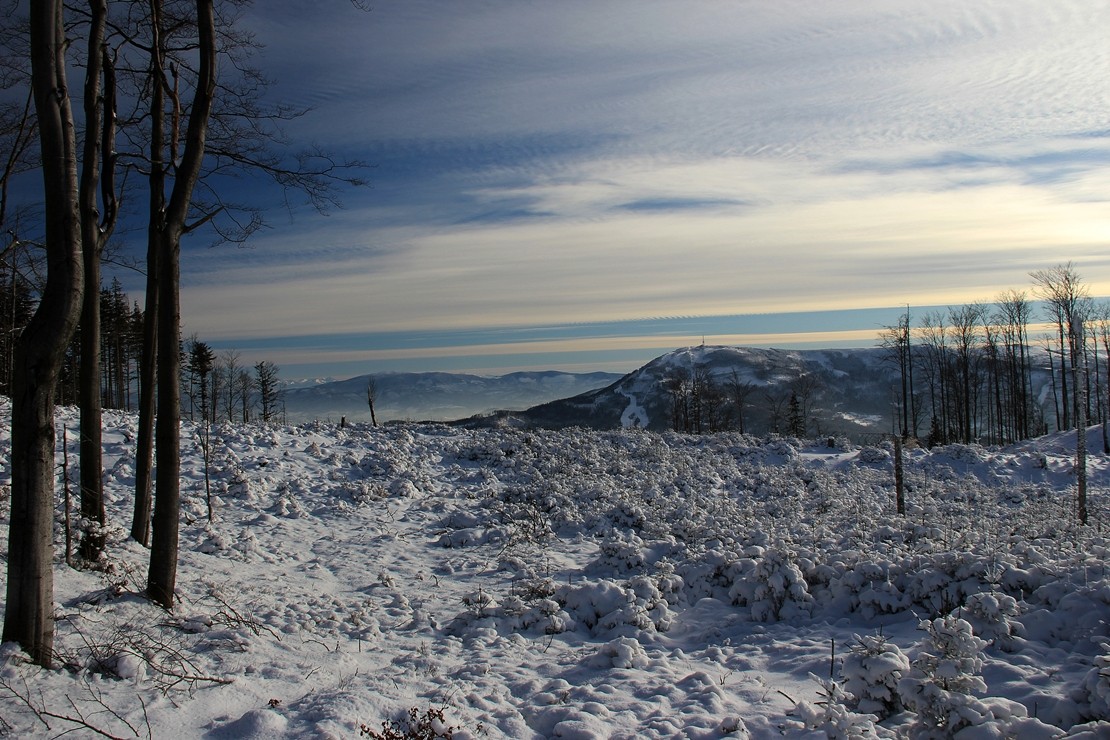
top-left (3, 401), bottom-right (1110, 738)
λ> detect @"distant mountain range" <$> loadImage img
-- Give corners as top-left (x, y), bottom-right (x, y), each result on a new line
top-left (281, 370), bottom-right (623, 423)
top-left (284, 344), bottom-right (1058, 438)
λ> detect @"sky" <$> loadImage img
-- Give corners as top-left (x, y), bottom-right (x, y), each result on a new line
top-left (127, 1), bottom-right (1110, 377)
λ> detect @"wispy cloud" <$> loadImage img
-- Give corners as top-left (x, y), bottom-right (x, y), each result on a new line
top-left (168, 0), bottom-right (1110, 376)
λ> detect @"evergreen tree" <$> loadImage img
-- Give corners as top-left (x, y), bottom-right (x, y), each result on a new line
top-left (787, 391), bottom-right (805, 438)
top-left (256, 360), bottom-right (281, 423)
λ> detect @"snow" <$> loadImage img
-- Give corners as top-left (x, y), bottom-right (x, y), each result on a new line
top-left (616, 386), bottom-right (649, 429)
top-left (3, 400), bottom-right (1110, 737)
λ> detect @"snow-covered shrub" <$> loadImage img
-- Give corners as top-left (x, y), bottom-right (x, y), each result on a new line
top-left (517, 598), bottom-right (571, 635)
top-left (792, 678), bottom-right (887, 739)
top-left (1081, 644), bottom-right (1110, 720)
top-left (555, 577), bottom-right (673, 635)
top-left (940, 444), bottom-right (988, 464)
top-left (360, 706), bottom-right (459, 740)
top-left (840, 633), bottom-right (910, 719)
top-left (593, 531), bottom-right (647, 573)
top-left (344, 479), bottom-right (387, 505)
top-left (588, 636), bottom-right (649, 669)
top-left (625, 574), bottom-right (675, 632)
top-left (898, 616), bottom-right (989, 738)
top-left (461, 587), bottom-right (498, 618)
top-left (606, 499), bottom-right (648, 532)
top-left (955, 591), bottom-right (1022, 651)
top-left (726, 547), bottom-right (813, 622)
top-left (904, 552), bottom-right (997, 617)
top-left (858, 447), bottom-right (890, 464)
top-left (765, 437), bottom-right (800, 461)
top-left (829, 559), bottom-right (909, 619)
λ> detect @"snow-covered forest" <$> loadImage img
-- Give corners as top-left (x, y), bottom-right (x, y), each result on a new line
top-left (3, 399), bottom-right (1110, 738)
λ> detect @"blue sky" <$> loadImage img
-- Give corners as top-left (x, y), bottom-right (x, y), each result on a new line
top-left (128, 1), bottom-right (1110, 377)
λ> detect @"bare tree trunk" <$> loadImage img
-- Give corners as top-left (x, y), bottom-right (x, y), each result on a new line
top-left (894, 435), bottom-right (905, 515)
top-left (131, 261), bottom-right (157, 545)
top-left (78, 1), bottom-right (116, 564)
top-left (1073, 315), bottom-right (1088, 525)
top-left (367, 377), bottom-right (378, 427)
top-left (1058, 323), bottom-right (1070, 430)
top-left (148, 229), bottom-right (181, 608)
top-left (132, 7), bottom-right (166, 546)
top-left (147, 0), bottom-right (217, 609)
top-left (4, 0), bottom-right (84, 666)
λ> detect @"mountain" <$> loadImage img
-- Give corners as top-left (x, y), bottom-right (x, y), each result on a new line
top-left (515, 345), bottom-right (897, 435)
top-left (280, 370), bottom-right (623, 423)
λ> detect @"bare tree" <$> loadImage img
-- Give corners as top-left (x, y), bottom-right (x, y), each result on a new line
top-left (879, 307), bottom-right (915, 439)
top-left (1092, 302), bottom-right (1110, 453)
top-left (995, 289), bottom-right (1034, 441)
top-left (77, 0), bottom-right (119, 565)
top-left (1031, 263), bottom-right (1091, 523)
top-left (147, 0), bottom-right (218, 610)
top-left (236, 367), bottom-right (253, 423)
top-left (4, 0), bottom-right (85, 666)
top-left (917, 311), bottom-right (950, 445)
top-left (1074, 312), bottom-right (1088, 524)
top-left (131, 1), bottom-right (367, 548)
top-left (189, 339), bottom-right (216, 520)
top-left (948, 302), bottom-right (986, 444)
top-left (789, 372), bottom-right (822, 438)
top-left (764, 390), bottom-right (789, 434)
top-left (219, 349), bottom-right (242, 421)
top-left (726, 369), bottom-right (755, 435)
top-left (366, 375), bottom-right (379, 427)
top-left (1031, 262), bottom-right (1089, 431)
top-left (665, 367), bottom-right (691, 433)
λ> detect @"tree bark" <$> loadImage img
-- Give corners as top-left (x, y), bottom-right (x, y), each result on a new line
top-left (78, 0), bottom-right (116, 564)
top-left (4, 0), bottom-right (84, 666)
top-left (148, 229), bottom-right (180, 608)
top-left (1073, 314), bottom-right (1088, 525)
top-left (147, 0), bottom-right (217, 609)
top-left (131, 259), bottom-right (157, 545)
top-left (132, 0), bottom-right (167, 547)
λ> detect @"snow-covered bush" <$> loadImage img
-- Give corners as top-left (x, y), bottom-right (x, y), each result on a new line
top-left (554, 577), bottom-right (673, 635)
top-left (829, 560), bottom-right (909, 619)
top-left (904, 552), bottom-right (997, 617)
top-left (726, 547), bottom-right (813, 622)
top-left (898, 616), bottom-right (989, 738)
top-left (588, 636), bottom-right (650, 669)
top-left (1081, 644), bottom-right (1110, 720)
top-left (955, 591), bottom-right (1022, 651)
top-left (858, 446), bottom-right (890, 464)
top-left (593, 530), bottom-right (647, 572)
top-left (841, 633), bottom-right (910, 719)
top-left (792, 678), bottom-right (888, 739)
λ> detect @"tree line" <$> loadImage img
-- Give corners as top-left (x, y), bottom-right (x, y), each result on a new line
top-left (880, 261), bottom-right (1096, 527)
top-left (881, 262), bottom-right (1102, 450)
top-left (1, 0), bottom-right (364, 666)
top-left (665, 361), bottom-right (823, 438)
top-left (0, 267), bottom-right (285, 423)
top-left (663, 263), bottom-right (1103, 454)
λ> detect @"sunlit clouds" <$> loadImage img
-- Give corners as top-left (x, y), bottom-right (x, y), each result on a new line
top-left (175, 0), bottom-right (1110, 376)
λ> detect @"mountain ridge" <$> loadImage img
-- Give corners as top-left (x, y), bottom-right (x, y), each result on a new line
top-left (509, 345), bottom-right (896, 435)
top-left (281, 369), bottom-right (623, 423)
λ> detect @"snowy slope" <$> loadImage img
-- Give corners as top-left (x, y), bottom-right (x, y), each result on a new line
top-left (2, 401), bottom-right (1110, 737)
top-left (521, 345), bottom-right (1057, 438)
top-left (520, 346), bottom-right (898, 434)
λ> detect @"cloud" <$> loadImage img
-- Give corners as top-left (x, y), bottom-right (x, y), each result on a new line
top-left (182, 147), bottom-right (1110, 346)
top-left (164, 0), bottom-right (1110, 376)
